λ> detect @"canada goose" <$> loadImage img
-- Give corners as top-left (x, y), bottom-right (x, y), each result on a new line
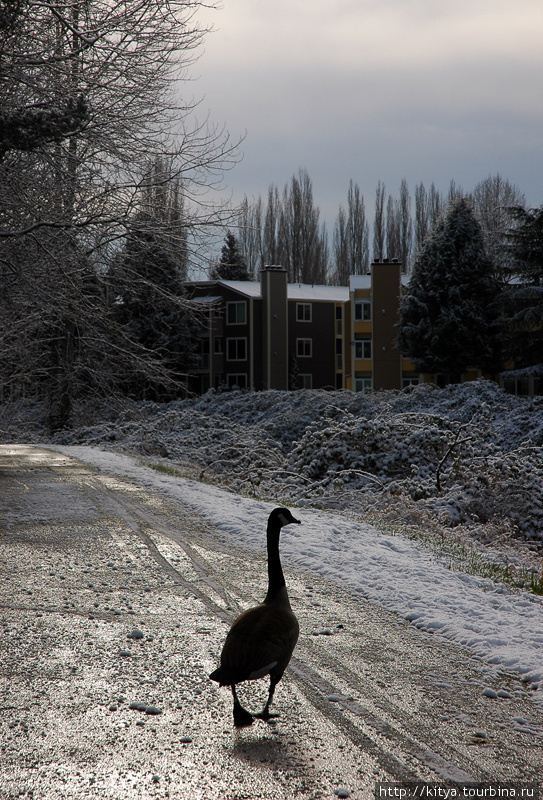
top-left (209, 507), bottom-right (301, 728)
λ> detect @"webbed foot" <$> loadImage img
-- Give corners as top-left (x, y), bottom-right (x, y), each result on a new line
top-left (233, 701), bottom-right (254, 728)
top-left (253, 710), bottom-right (279, 722)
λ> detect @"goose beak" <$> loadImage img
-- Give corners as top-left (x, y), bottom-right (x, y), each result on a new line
top-left (277, 511), bottom-right (301, 527)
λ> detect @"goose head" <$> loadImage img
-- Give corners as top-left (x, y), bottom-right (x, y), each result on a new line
top-left (269, 507), bottom-right (301, 529)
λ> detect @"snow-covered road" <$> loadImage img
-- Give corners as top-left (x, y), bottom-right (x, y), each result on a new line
top-left (2, 445), bottom-right (543, 800)
top-left (52, 445), bottom-right (543, 695)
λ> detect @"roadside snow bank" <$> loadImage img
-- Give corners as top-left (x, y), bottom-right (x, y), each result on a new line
top-left (40, 381), bottom-right (543, 540)
top-left (53, 445), bottom-right (543, 696)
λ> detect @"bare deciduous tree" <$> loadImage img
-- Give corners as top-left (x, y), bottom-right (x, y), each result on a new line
top-left (262, 185), bottom-right (282, 267)
top-left (386, 194), bottom-right (400, 261)
top-left (471, 174), bottom-right (525, 273)
top-left (232, 171), bottom-right (328, 284)
top-left (280, 169), bottom-right (328, 283)
top-left (237, 196), bottom-right (263, 278)
top-left (0, 0), bottom-right (239, 427)
top-left (398, 178), bottom-right (413, 272)
top-left (332, 181), bottom-right (369, 283)
top-left (373, 180), bottom-right (386, 261)
top-left (414, 182), bottom-right (429, 253)
top-left (414, 181), bottom-right (443, 253)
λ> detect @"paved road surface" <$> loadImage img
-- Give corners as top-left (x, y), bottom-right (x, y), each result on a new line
top-left (1, 445), bottom-right (541, 799)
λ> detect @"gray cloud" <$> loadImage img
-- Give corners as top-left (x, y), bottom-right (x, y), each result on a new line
top-left (192, 0), bottom-right (542, 227)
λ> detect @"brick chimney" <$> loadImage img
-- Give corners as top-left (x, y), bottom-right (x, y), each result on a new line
top-left (260, 266), bottom-right (288, 390)
top-left (371, 259), bottom-right (402, 390)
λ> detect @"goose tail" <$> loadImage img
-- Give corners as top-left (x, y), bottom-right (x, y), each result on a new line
top-left (209, 667), bottom-right (224, 684)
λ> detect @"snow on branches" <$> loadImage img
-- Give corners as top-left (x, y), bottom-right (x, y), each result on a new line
top-left (17, 380), bottom-right (540, 542)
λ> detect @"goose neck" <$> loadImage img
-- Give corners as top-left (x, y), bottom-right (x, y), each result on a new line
top-left (264, 522), bottom-right (286, 603)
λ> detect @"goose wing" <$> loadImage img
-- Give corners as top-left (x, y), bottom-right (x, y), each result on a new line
top-left (214, 603), bottom-right (299, 686)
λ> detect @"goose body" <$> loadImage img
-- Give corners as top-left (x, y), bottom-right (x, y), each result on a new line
top-left (209, 507), bottom-right (300, 727)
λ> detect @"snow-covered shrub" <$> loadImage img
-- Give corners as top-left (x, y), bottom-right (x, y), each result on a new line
top-left (2, 379), bottom-right (542, 541)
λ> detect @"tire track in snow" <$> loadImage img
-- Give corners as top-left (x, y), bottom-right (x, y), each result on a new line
top-left (84, 472), bottom-right (481, 785)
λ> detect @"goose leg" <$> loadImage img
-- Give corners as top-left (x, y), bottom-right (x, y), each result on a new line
top-left (254, 676), bottom-right (280, 721)
top-left (232, 685), bottom-right (254, 728)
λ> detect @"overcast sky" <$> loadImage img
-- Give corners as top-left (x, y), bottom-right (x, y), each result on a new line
top-left (192, 0), bottom-right (542, 232)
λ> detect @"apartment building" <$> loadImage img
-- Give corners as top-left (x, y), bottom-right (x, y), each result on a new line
top-left (186, 267), bottom-right (348, 393)
top-left (186, 261), bottom-right (415, 394)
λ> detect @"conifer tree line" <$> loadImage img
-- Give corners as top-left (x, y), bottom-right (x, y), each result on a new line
top-left (234, 169), bottom-right (526, 285)
top-left (397, 197), bottom-right (543, 387)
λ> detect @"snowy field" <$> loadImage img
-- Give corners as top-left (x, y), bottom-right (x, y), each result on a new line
top-left (2, 380), bottom-right (543, 700)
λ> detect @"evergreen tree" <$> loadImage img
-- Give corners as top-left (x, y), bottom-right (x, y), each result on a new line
top-left (110, 216), bottom-right (200, 400)
top-left (500, 205), bottom-right (543, 375)
top-left (212, 230), bottom-right (250, 280)
top-left (398, 198), bottom-right (500, 383)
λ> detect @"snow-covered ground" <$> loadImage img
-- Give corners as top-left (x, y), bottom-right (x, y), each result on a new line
top-left (36, 380), bottom-right (543, 541)
top-left (2, 380), bottom-right (543, 700)
top-left (48, 442), bottom-right (543, 704)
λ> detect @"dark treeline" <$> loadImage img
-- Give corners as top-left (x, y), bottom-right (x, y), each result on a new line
top-left (235, 169), bottom-right (526, 285)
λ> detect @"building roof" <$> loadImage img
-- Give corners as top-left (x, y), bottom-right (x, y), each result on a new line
top-left (349, 275), bottom-right (372, 291)
top-left (218, 279), bottom-right (349, 302)
top-left (288, 284), bottom-right (349, 301)
top-left (218, 280), bottom-right (261, 297)
top-left (349, 274), bottom-right (411, 291)
top-left (191, 294), bottom-right (222, 304)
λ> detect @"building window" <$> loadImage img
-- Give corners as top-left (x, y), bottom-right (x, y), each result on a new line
top-left (227, 373), bottom-right (247, 389)
top-left (199, 338), bottom-right (210, 369)
top-left (296, 338), bottom-right (312, 357)
top-left (355, 299), bottom-right (371, 321)
top-left (226, 338), bottom-right (247, 361)
top-left (335, 305), bottom-right (343, 334)
top-left (335, 338), bottom-right (343, 370)
top-left (503, 376), bottom-right (530, 397)
top-left (402, 376), bottom-right (419, 389)
top-left (214, 337), bottom-right (223, 354)
top-left (299, 374), bottom-right (312, 389)
top-left (226, 301), bottom-right (247, 325)
top-left (296, 303), bottom-right (312, 322)
top-left (355, 338), bottom-right (372, 359)
top-left (355, 376), bottom-right (372, 392)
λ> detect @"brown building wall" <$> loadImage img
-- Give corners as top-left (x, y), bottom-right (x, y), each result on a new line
top-left (187, 283), bottom-right (256, 391)
top-left (288, 301), bottom-right (336, 388)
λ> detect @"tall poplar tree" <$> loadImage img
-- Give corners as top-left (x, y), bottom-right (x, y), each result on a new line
top-left (333, 180), bottom-right (369, 283)
top-left (373, 180), bottom-right (386, 261)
